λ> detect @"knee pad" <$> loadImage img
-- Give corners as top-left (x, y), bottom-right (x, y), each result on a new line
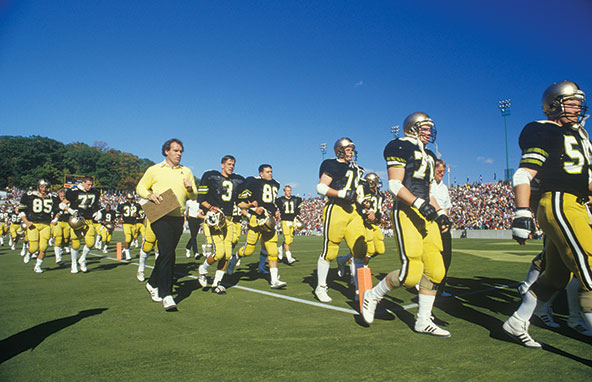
top-left (419, 274), bottom-right (438, 292)
top-left (580, 291), bottom-right (592, 313)
top-left (386, 270), bottom-right (401, 289)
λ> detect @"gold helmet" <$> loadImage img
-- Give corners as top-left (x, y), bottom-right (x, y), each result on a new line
top-left (333, 137), bottom-right (355, 159)
top-left (365, 172), bottom-right (382, 190)
top-left (294, 217), bottom-right (305, 231)
top-left (403, 112), bottom-right (436, 143)
top-left (205, 210), bottom-right (226, 231)
top-left (256, 209), bottom-right (276, 232)
top-left (126, 192), bottom-right (135, 201)
top-left (37, 179), bottom-right (50, 190)
top-left (68, 215), bottom-right (86, 231)
top-left (542, 80), bottom-right (587, 127)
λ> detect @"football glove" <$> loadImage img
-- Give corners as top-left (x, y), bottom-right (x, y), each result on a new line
top-left (435, 211), bottom-right (451, 231)
top-left (412, 198), bottom-right (437, 221)
top-left (511, 208), bottom-right (535, 244)
top-left (337, 189), bottom-right (357, 203)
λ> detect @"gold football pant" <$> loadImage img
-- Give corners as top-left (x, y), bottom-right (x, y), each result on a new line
top-left (238, 215), bottom-right (278, 260)
top-left (536, 192), bottom-right (592, 292)
top-left (320, 203), bottom-right (366, 261)
top-left (100, 226), bottom-right (114, 244)
top-left (365, 223), bottom-right (385, 257)
top-left (52, 221), bottom-right (71, 247)
top-left (231, 220), bottom-right (242, 246)
top-left (281, 221), bottom-right (295, 246)
top-left (135, 222), bottom-right (145, 241)
top-left (391, 201), bottom-right (445, 288)
top-left (71, 219), bottom-right (95, 250)
top-left (203, 217), bottom-right (234, 261)
top-left (0, 222), bottom-right (8, 236)
top-left (142, 219), bottom-right (158, 253)
top-left (123, 223), bottom-right (139, 244)
top-left (27, 222), bottom-right (51, 254)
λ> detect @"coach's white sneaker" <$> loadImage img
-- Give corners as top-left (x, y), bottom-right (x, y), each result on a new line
top-left (415, 318), bottom-right (451, 337)
top-left (271, 280), bottom-right (287, 289)
top-left (197, 273), bottom-right (208, 288)
top-left (137, 270), bottom-right (145, 282)
top-left (503, 312), bottom-right (542, 348)
top-left (146, 283), bottom-right (162, 302)
top-left (163, 295), bottom-right (177, 311)
top-left (361, 289), bottom-right (381, 324)
top-left (315, 285), bottom-right (332, 303)
top-left (186, 249), bottom-right (191, 258)
top-left (568, 315), bottom-right (592, 337)
top-left (534, 306), bottom-right (560, 328)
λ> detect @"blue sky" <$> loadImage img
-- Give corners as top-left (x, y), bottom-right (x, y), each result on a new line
top-left (1, 0), bottom-right (591, 196)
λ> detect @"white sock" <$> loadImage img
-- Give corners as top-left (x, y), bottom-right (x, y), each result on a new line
top-left (566, 278), bottom-right (581, 319)
top-left (36, 258), bottom-right (43, 267)
top-left (417, 293), bottom-right (436, 321)
top-left (71, 249), bottom-right (79, 267)
top-left (316, 256), bottom-right (330, 286)
top-left (516, 290), bottom-right (538, 321)
top-left (199, 261), bottom-right (211, 274)
top-left (81, 246), bottom-right (90, 262)
top-left (54, 246), bottom-right (62, 257)
top-left (270, 267), bottom-right (279, 283)
top-left (522, 264), bottom-right (541, 289)
top-left (373, 277), bottom-right (392, 298)
top-left (139, 250), bottom-right (148, 271)
top-left (213, 270), bottom-right (224, 286)
top-left (285, 251), bottom-right (293, 261)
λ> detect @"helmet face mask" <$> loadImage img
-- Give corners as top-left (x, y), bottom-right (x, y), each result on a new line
top-left (37, 179), bottom-right (50, 193)
top-left (403, 112), bottom-right (437, 144)
top-left (543, 80), bottom-right (588, 128)
top-left (365, 172), bottom-right (382, 190)
top-left (334, 137), bottom-right (356, 160)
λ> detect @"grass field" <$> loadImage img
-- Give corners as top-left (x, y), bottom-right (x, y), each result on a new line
top-left (1, 233), bottom-right (590, 381)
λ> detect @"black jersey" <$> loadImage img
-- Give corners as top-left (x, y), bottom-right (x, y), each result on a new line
top-left (238, 177), bottom-right (280, 214)
top-left (136, 208), bottom-right (146, 224)
top-left (66, 186), bottom-right (101, 219)
top-left (519, 121), bottom-right (591, 198)
top-left (276, 196), bottom-right (303, 221)
top-left (102, 209), bottom-right (118, 224)
top-left (198, 170), bottom-right (245, 216)
top-left (117, 201), bottom-right (141, 224)
top-left (360, 180), bottom-right (384, 225)
top-left (383, 137), bottom-right (437, 201)
top-left (9, 212), bottom-right (21, 224)
top-left (319, 158), bottom-right (364, 207)
top-left (18, 191), bottom-right (60, 223)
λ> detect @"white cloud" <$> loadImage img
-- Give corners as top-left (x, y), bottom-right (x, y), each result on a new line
top-left (354, 80), bottom-right (364, 87)
top-left (476, 156), bottom-right (494, 164)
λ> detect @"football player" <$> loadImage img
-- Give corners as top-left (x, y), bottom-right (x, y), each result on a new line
top-left (503, 81), bottom-right (592, 348)
top-left (275, 185), bottom-right (303, 265)
top-left (227, 164), bottom-right (286, 288)
top-left (134, 207), bottom-right (146, 248)
top-left (136, 218), bottom-right (159, 282)
top-left (18, 179), bottom-right (60, 273)
top-left (99, 204), bottom-right (118, 254)
top-left (117, 193), bottom-right (141, 260)
top-left (314, 138), bottom-right (367, 302)
top-left (0, 206), bottom-right (9, 246)
top-left (360, 172), bottom-right (386, 266)
top-left (52, 189), bottom-right (71, 263)
top-left (65, 176), bottom-right (101, 273)
top-left (196, 155), bottom-right (245, 294)
top-left (9, 206), bottom-right (25, 252)
top-left (361, 112), bottom-right (451, 337)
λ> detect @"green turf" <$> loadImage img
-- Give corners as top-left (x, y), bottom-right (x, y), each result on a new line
top-left (1, 234), bottom-right (590, 381)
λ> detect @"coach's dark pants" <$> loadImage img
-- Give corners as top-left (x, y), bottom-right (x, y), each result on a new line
top-left (185, 216), bottom-right (202, 255)
top-left (438, 230), bottom-right (452, 293)
top-left (148, 215), bottom-right (184, 298)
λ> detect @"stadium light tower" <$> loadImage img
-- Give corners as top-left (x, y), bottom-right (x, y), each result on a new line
top-left (391, 125), bottom-right (400, 138)
top-left (320, 143), bottom-right (327, 160)
top-left (498, 99), bottom-right (512, 182)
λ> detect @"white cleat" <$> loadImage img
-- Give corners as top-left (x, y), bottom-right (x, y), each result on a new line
top-left (34, 265), bottom-right (43, 273)
top-left (102, 247), bottom-right (108, 254)
top-left (71, 267), bottom-right (78, 274)
top-left (361, 289), bottom-right (381, 324)
top-left (78, 260), bottom-right (87, 273)
top-left (502, 313), bottom-right (542, 348)
top-left (11, 245), bottom-right (16, 250)
top-left (315, 285), bottom-right (333, 303)
top-left (567, 315), bottom-right (592, 337)
top-left (23, 253), bottom-right (31, 263)
top-left (212, 285), bottom-right (227, 295)
top-left (414, 319), bottom-right (451, 337)
top-left (534, 306), bottom-right (560, 328)
top-left (146, 283), bottom-right (162, 302)
top-left (137, 270), bottom-right (145, 282)
top-left (55, 254), bottom-right (62, 264)
top-left (197, 273), bottom-right (208, 288)
top-left (186, 249), bottom-right (191, 258)
top-left (271, 280), bottom-right (287, 289)
top-left (287, 256), bottom-right (296, 265)
top-left (277, 246), bottom-right (283, 261)
top-left (163, 295), bottom-right (177, 311)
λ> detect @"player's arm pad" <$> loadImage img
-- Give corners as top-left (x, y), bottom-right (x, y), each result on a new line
top-left (316, 183), bottom-right (329, 196)
top-left (512, 168), bottom-right (533, 187)
top-left (388, 179), bottom-right (403, 197)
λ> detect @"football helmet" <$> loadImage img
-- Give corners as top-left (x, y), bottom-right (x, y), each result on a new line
top-left (542, 80), bottom-right (587, 127)
top-left (205, 210), bottom-right (226, 231)
top-left (68, 215), bottom-right (86, 231)
top-left (126, 193), bottom-right (134, 201)
top-left (294, 217), bottom-right (304, 231)
top-left (37, 179), bottom-right (50, 191)
top-left (334, 137), bottom-right (355, 159)
top-left (256, 209), bottom-right (276, 232)
top-left (365, 172), bottom-right (382, 190)
top-left (403, 112), bottom-right (437, 143)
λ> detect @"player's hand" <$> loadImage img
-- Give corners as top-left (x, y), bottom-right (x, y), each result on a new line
top-left (412, 198), bottom-right (437, 221)
top-left (511, 208), bottom-right (535, 245)
top-left (255, 206), bottom-right (264, 215)
top-left (366, 210), bottom-right (376, 222)
top-left (148, 193), bottom-right (163, 205)
top-left (435, 211), bottom-right (451, 233)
